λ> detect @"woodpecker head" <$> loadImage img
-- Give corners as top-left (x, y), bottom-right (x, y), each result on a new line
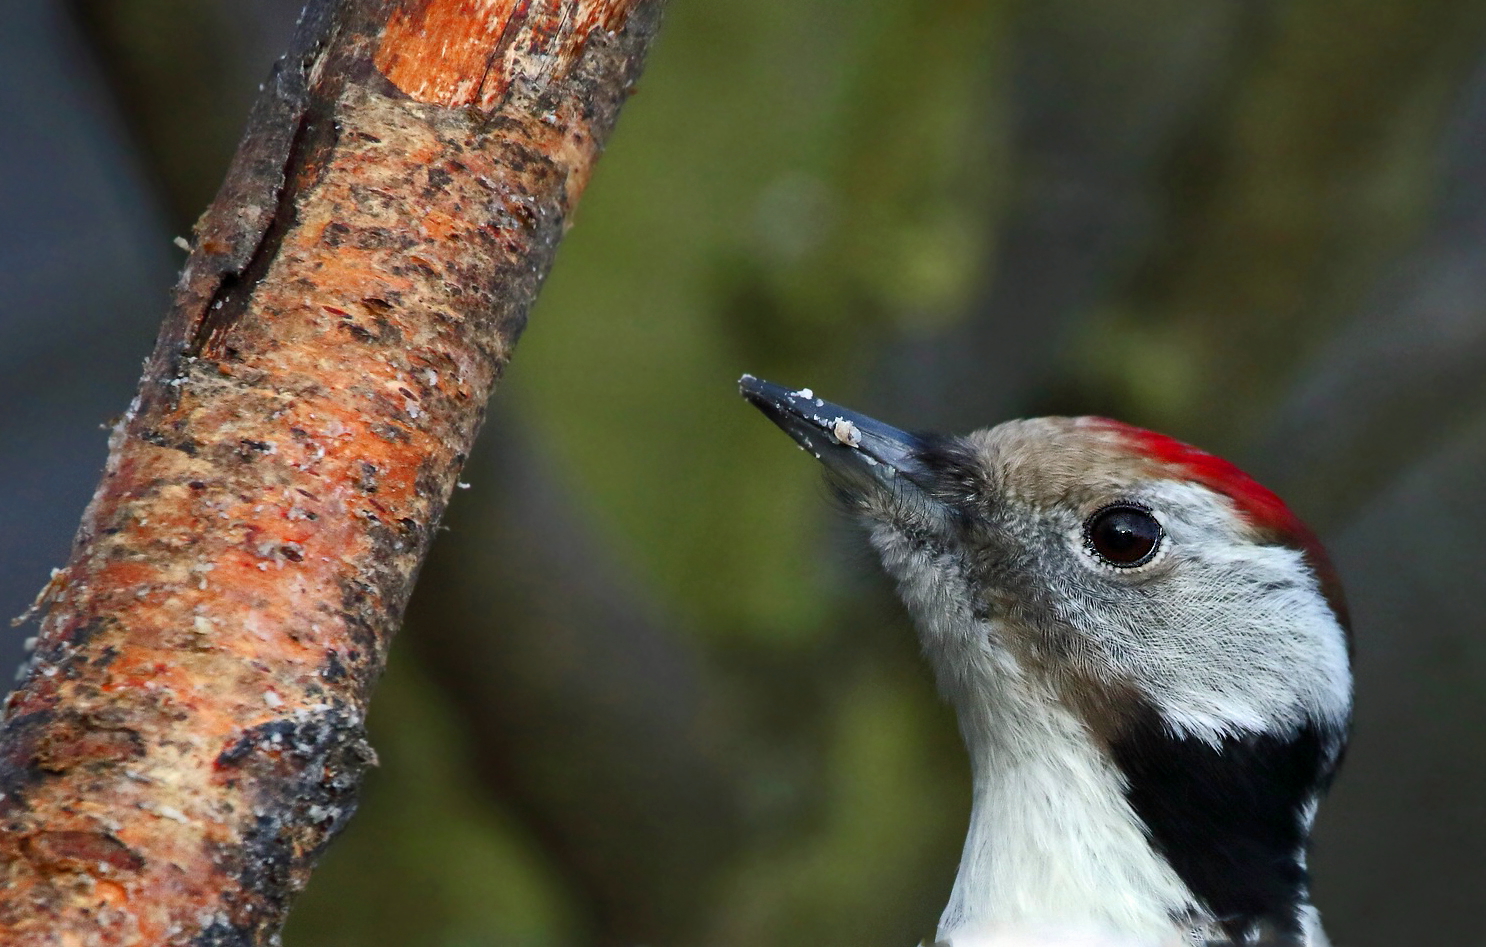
top-left (740, 377), bottom-right (1352, 947)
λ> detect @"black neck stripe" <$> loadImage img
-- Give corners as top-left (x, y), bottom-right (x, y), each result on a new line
top-left (1109, 704), bottom-right (1342, 941)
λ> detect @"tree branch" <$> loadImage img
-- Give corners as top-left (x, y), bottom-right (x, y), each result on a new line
top-left (0, 0), bottom-right (663, 943)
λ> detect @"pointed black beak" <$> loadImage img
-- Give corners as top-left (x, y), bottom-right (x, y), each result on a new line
top-left (739, 375), bottom-right (926, 488)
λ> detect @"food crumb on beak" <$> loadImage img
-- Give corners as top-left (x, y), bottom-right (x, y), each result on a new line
top-left (831, 417), bottom-right (862, 448)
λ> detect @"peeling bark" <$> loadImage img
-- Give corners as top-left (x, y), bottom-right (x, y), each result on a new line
top-left (0, 0), bottom-right (663, 943)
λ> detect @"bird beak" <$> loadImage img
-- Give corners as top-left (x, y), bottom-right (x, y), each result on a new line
top-left (739, 375), bottom-right (925, 489)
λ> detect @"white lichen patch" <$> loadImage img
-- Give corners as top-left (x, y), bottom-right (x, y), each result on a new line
top-left (792, 387), bottom-right (814, 399)
top-left (831, 417), bottom-right (862, 448)
top-left (142, 802), bottom-right (190, 824)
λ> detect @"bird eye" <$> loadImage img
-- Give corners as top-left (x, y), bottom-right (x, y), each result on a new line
top-left (1084, 503), bottom-right (1163, 568)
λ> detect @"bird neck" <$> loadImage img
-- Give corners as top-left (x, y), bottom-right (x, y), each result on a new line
top-left (938, 666), bottom-right (1325, 947)
top-left (938, 673), bottom-right (1200, 946)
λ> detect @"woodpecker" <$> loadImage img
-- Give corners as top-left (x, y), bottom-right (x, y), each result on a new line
top-left (739, 376), bottom-right (1352, 947)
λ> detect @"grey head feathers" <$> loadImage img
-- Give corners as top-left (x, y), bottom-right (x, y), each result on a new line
top-left (741, 378), bottom-right (1352, 947)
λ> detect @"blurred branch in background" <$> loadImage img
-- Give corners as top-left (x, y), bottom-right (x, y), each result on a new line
top-left (1069, 0), bottom-right (1486, 443)
top-left (406, 413), bottom-right (747, 945)
top-left (1258, 50), bottom-right (1486, 525)
top-left (878, 0), bottom-right (1258, 431)
top-left (73, 0), bottom-right (301, 225)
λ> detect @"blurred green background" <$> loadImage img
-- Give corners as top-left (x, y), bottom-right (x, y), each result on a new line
top-left (4, 0), bottom-right (1486, 944)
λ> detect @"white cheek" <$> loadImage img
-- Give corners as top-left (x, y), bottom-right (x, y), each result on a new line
top-left (1066, 483), bottom-right (1353, 740)
top-left (1148, 543), bottom-right (1352, 739)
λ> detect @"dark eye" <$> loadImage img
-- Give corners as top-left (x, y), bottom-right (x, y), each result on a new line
top-left (1084, 503), bottom-right (1163, 568)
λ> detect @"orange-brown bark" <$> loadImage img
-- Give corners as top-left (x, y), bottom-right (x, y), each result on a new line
top-left (0, 0), bottom-right (662, 943)
top-left (376, 0), bottom-right (639, 112)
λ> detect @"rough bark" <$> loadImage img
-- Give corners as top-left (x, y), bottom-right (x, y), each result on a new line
top-left (0, 0), bottom-right (662, 943)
